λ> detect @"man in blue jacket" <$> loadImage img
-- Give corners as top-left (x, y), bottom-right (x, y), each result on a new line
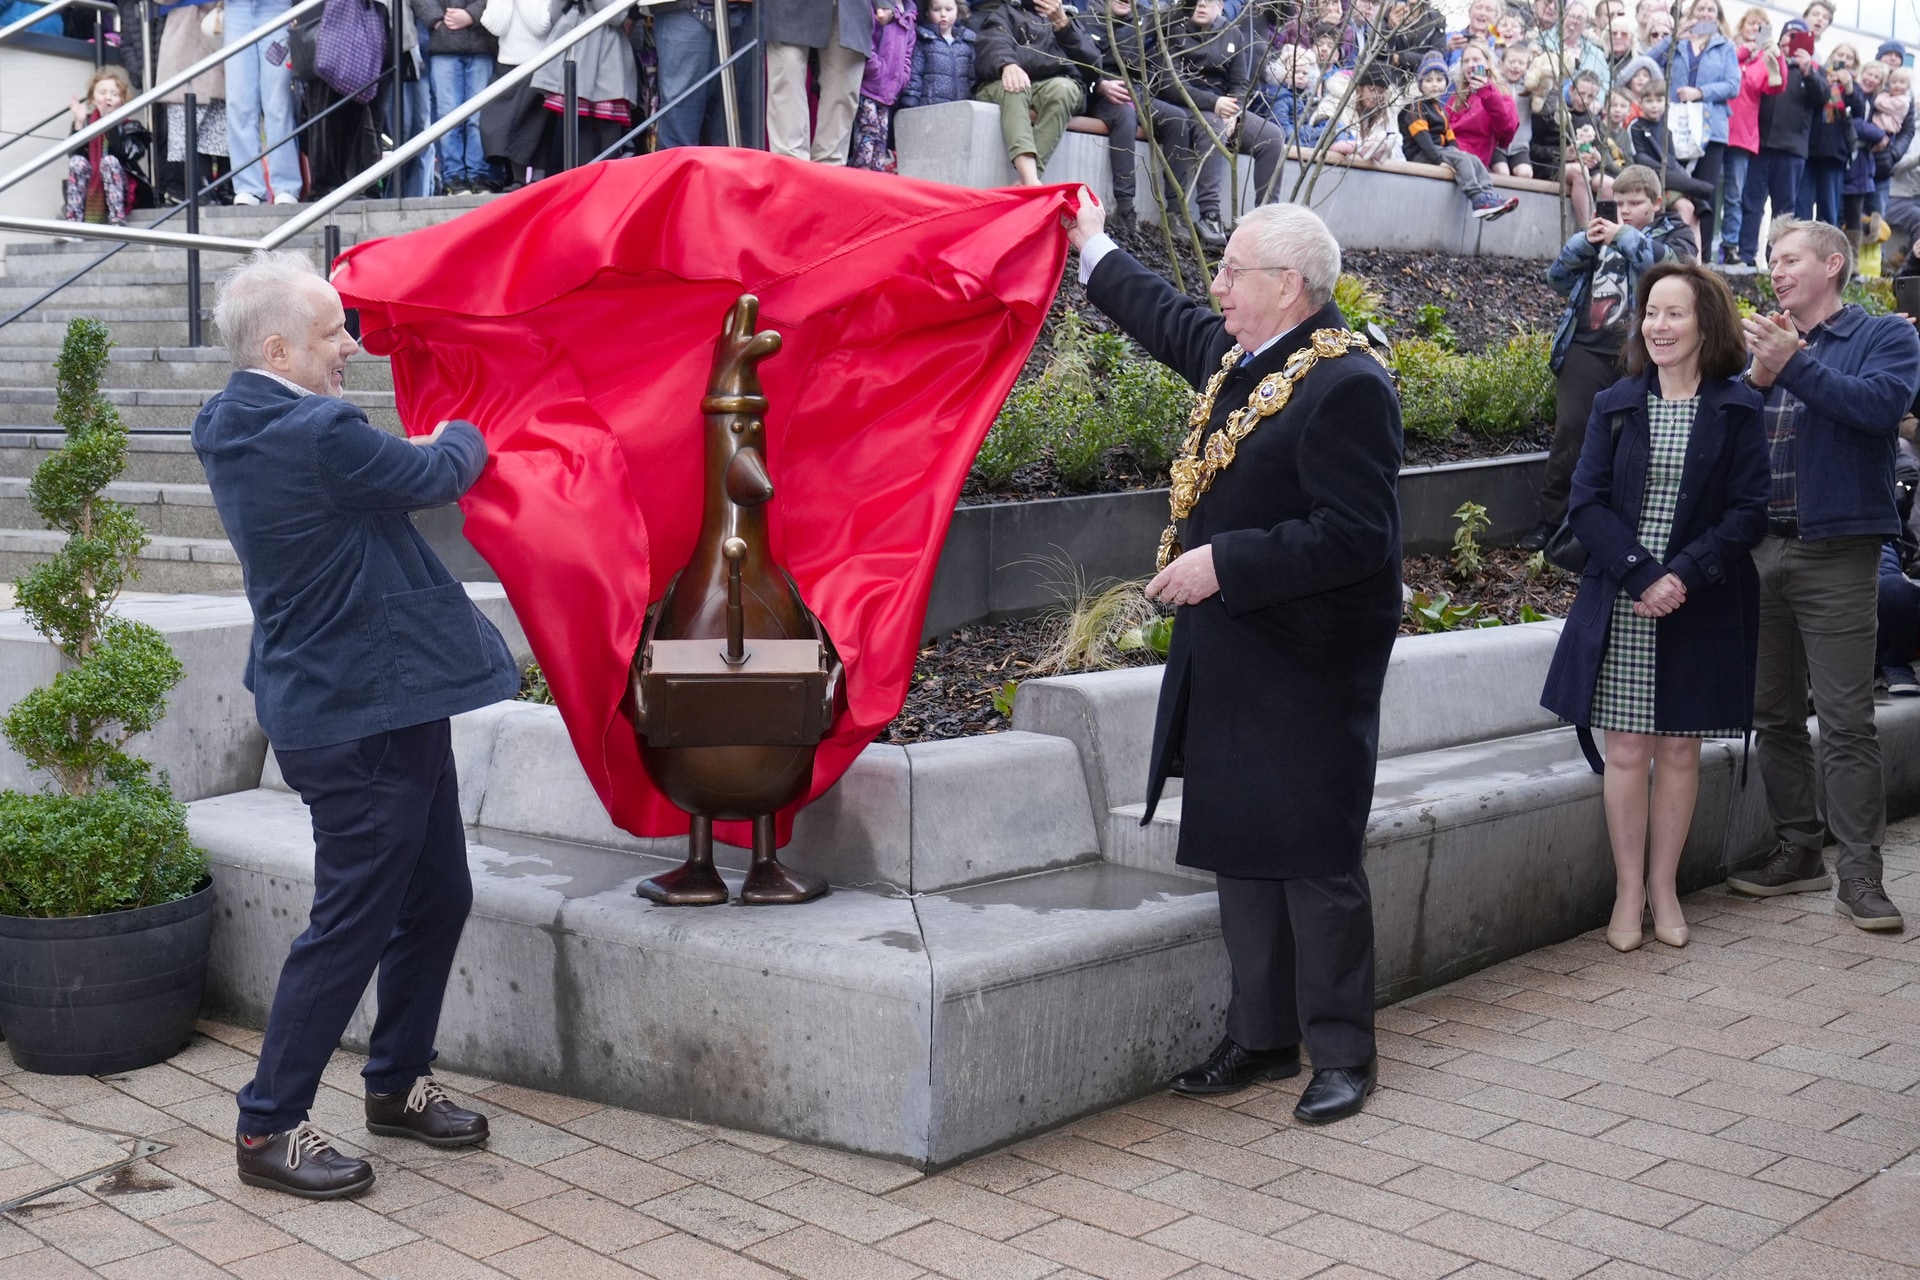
top-left (194, 251), bottom-right (521, 1198)
top-left (1729, 219), bottom-right (1920, 931)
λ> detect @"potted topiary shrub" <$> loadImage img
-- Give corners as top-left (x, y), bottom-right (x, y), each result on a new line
top-left (0, 317), bottom-right (212, 1075)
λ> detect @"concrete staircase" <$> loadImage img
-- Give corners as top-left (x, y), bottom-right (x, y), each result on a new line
top-left (0, 195), bottom-right (496, 592)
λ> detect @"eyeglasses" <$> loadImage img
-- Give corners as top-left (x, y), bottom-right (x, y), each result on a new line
top-left (1216, 262), bottom-right (1291, 288)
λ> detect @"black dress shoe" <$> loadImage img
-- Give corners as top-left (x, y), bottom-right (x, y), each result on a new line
top-left (366, 1076), bottom-right (490, 1148)
top-left (235, 1122), bottom-right (374, 1199)
top-left (1293, 1057), bottom-right (1378, 1124)
top-left (1516, 521), bottom-right (1554, 551)
top-left (1169, 1036), bottom-right (1301, 1095)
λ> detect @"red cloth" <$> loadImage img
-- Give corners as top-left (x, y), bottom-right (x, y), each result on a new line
top-left (333, 149), bottom-right (1073, 846)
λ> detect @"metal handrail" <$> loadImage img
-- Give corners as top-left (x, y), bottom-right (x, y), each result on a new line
top-left (0, 65), bottom-right (394, 330)
top-left (257, 0), bottom-right (646, 250)
top-left (0, 0), bottom-right (329, 198)
top-left (0, 0), bottom-right (116, 44)
top-left (0, 105), bottom-right (70, 158)
top-left (592, 36), bottom-right (758, 164)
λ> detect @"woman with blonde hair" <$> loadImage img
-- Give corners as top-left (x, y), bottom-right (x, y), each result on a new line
top-left (1720, 5), bottom-right (1784, 260)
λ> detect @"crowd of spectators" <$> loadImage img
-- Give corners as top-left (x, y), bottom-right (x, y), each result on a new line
top-left (23, 0), bottom-right (1917, 258)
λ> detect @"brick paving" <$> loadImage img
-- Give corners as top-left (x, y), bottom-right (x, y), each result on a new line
top-left (3, 827), bottom-right (1920, 1279)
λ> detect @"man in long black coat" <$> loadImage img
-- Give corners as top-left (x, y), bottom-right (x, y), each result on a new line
top-left (1067, 195), bottom-right (1404, 1123)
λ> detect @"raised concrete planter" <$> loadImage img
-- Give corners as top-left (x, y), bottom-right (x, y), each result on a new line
top-left (924, 453), bottom-right (1549, 636)
top-left (896, 100), bottom-right (1569, 258)
top-left (0, 584), bottom-right (529, 802)
top-left (194, 703), bottom-right (1222, 1166)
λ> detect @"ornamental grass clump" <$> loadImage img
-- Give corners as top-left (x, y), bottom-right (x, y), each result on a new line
top-left (0, 317), bottom-right (205, 918)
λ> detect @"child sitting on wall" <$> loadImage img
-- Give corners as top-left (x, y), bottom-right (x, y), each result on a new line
top-left (1254, 44), bottom-right (1320, 142)
top-left (1401, 51), bottom-right (1520, 219)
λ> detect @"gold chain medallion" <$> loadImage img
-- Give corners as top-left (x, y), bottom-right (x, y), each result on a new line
top-left (1157, 329), bottom-right (1386, 570)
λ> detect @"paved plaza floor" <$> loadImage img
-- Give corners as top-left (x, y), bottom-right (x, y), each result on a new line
top-left (2, 825), bottom-right (1919, 1280)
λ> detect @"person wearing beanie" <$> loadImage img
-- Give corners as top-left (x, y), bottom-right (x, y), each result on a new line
top-left (1401, 49), bottom-right (1522, 217)
top-left (1878, 40), bottom-right (1907, 70)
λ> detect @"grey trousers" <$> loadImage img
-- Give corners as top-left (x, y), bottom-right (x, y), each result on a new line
top-left (1752, 534), bottom-right (1886, 881)
top-left (1194, 110), bottom-right (1287, 220)
top-left (1436, 145), bottom-right (1496, 201)
top-left (1218, 868), bottom-right (1376, 1070)
top-left (765, 37), bottom-right (865, 164)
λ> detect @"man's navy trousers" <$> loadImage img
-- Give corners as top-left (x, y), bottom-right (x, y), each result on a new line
top-left (236, 718), bottom-right (471, 1137)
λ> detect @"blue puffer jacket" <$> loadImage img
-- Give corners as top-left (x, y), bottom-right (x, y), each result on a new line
top-left (901, 23), bottom-right (977, 108)
top-left (1766, 304), bottom-right (1920, 542)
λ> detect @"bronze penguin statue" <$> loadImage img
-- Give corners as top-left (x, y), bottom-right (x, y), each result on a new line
top-left (628, 295), bottom-right (842, 906)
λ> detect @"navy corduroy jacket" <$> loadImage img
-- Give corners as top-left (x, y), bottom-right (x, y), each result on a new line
top-left (192, 372), bottom-right (520, 750)
top-left (1768, 304), bottom-right (1920, 542)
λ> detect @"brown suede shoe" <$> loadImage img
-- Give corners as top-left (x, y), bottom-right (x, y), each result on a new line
top-left (366, 1076), bottom-right (489, 1148)
top-left (235, 1122), bottom-right (374, 1199)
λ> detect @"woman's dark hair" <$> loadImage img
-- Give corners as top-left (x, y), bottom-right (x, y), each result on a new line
top-left (1623, 260), bottom-right (1747, 380)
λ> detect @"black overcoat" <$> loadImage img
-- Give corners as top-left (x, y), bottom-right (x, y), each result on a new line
top-left (1539, 371), bottom-right (1769, 742)
top-left (1087, 250), bottom-right (1404, 881)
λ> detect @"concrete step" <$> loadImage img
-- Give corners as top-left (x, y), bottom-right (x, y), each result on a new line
top-left (0, 240), bottom-right (327, 284)
top-left (0, 347), bottom-right (393, 393)
top-left (0, 477), bottom-right (225, 539)
top-left (0, 526), bottom-right (241, 592)
top-left (0, 387), bottom-right (398, 431)
top-left (0, 281), bottom-right (219, 311)
top-left (0, 318), bottom-right (202, 348)
top-left (0, 430), bottom-right (208, 484)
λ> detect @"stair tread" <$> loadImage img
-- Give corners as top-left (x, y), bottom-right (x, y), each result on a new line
top-left (0, 526), bottom-right (235, 561)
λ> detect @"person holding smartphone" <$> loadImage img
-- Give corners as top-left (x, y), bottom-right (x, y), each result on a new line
top-left (1736, 19), bottom-right (1827, 265)
top-left (1445, 42), bottom-right (1519, 168)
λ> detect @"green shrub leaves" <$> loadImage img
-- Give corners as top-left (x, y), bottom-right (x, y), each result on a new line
top-left (0, 317), bottom-right (206, 918)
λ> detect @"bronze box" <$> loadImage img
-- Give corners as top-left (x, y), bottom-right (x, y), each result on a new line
top-left (637, 638), bottom-right (831, 748)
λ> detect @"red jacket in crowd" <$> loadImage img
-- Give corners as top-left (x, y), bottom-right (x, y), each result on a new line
top-left (1445, 80), bottom-right (1519, 165)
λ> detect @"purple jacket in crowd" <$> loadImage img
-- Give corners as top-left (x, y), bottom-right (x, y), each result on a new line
top-left (863, 0), bottom-right (920, 105)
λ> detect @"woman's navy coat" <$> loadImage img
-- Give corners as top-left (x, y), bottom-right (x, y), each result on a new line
top-left (1540, 370), bottom-right (1769, 741)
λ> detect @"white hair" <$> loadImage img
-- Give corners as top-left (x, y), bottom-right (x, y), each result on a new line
top-left (212, 249), bottom-right (325, 370)
top-left (1235, 204), bottom-right (1343, 308)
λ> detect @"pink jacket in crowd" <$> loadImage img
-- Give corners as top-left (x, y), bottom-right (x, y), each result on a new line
top-left (1729, 45), bottom-right (1786, 154)
top-left (1444, 81), bottom-right (1518, 165)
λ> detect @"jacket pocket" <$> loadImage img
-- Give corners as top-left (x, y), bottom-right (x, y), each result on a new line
top-left (383, 582), bottom-right (488, 696)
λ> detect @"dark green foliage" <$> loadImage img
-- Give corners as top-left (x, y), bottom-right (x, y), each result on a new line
top-left (1392, 332), bottom-right (1554, 443)
top-left (1391, 338), bottom-right (1467, 442)
top-left (1407, 589), bottom-right (1502, 631)
top-left (977, 314), bottom-right (1190, 491)
top-left (1459, 333), bottom-right (1556, 438)
top-left (518, 661), bottom-right (555, 705)
top-left (0, 782), bottom-right (201, 917)
top-left (0, 318), bottom-right (205, 918)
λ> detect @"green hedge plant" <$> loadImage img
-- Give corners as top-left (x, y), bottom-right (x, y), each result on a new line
top-left (0, 318), bottom-right (205, 918)
top-left (1392, 331), bottom-right (1555, 444)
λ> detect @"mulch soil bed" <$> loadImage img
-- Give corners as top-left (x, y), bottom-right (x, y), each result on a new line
top-left (882, 549), bottom-right (1579, 742)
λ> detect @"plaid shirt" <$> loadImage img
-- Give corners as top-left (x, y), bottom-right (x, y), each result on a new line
top-left (1762, 318), bottom-right (1837, 527)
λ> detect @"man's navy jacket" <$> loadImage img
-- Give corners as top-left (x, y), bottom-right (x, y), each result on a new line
top-left (192, 372), bottom-right (520, 750)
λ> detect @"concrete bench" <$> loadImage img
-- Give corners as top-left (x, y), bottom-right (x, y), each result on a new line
top-left (1015, 622), bottom-right (1920, 1004)
top-left (895, 99), bottom-right (1572, 259)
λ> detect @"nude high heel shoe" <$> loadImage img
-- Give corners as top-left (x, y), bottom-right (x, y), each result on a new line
top-left (1606, 926), bottom-right (1646, 952)
top-left (1652, 921), bottom-right (1690, 948)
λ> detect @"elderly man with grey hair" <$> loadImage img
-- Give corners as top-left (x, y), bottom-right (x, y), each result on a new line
top-left (1066, 195), bottom-right (1404, 1123)
top-left (193, 250), bottom-right (519, 1199)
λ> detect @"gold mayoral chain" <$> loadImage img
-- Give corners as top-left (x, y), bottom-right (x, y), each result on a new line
top-left (1157, 328), bottom-right (1388, 571)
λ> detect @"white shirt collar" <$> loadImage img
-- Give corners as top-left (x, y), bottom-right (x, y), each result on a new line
top-left (245, 368), bottom-right (314, 398)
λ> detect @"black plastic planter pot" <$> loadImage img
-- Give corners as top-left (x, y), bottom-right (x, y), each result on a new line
top-left (0, 879), bottom-right (215, 1075)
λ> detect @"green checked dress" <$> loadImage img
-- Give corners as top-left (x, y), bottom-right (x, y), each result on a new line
top-left (1590, 393), bottom-right (1738, 737)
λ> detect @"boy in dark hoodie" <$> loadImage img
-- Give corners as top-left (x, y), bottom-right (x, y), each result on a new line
top-left (1401, 50), bottom-right (1520, 218)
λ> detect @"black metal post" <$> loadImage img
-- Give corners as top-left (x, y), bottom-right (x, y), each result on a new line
top-left (389, 0), bottom-right (404, 160)
top-left (324, 222), bottom-right (341, 272)
top-left (562, 59), bottom-right (579, 171)
top-left (184, 92), bottom-right (202, 349)
top-left (92, 7), bottom-right (103, 66)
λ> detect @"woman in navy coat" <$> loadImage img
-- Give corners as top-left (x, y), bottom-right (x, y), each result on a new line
top-left (1540, 261), bottom-right (1769, 953)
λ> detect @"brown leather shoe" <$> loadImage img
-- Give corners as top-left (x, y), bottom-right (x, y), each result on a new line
top-left (365, 1076), bottom-right (489, 1148)
top-left (235, 1122), bottom-right (374, 1199)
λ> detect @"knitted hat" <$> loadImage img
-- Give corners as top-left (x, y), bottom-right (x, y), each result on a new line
top-left (1356, 58), bottom-right (1396, 87)
top-left (1417, 50), bottom-right (1449, 79)
top-left (1878, 39), bottom-right (1907, 63)
top-left (1781, 17), bottom-right (1810, 35)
